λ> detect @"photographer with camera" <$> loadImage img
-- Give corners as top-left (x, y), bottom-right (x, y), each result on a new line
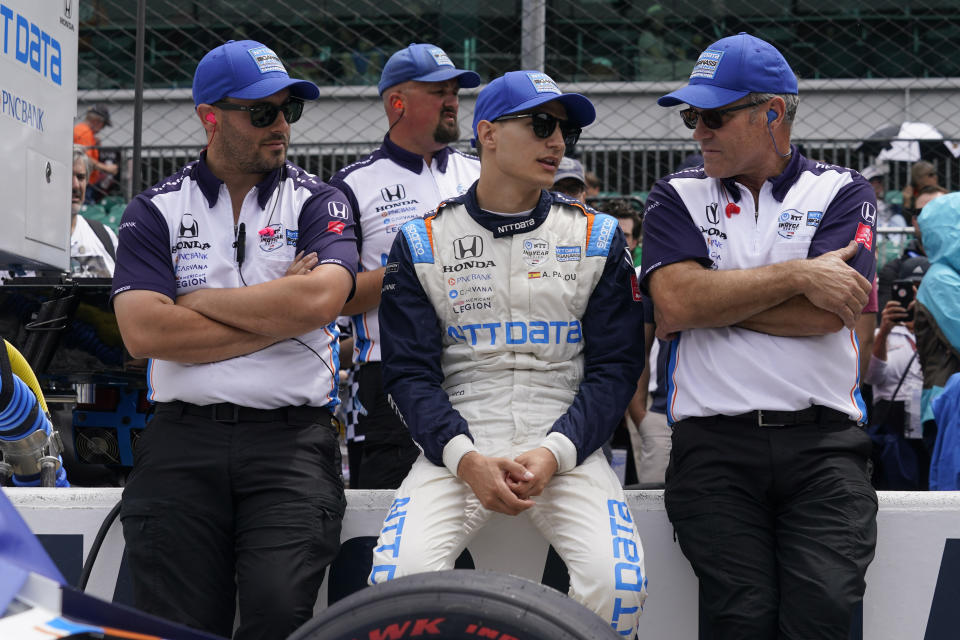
top-left (865, 257), bottom-right (928, 488)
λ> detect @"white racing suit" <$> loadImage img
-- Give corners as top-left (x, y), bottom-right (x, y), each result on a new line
top-left (370, 185), bottom-right (647, 637)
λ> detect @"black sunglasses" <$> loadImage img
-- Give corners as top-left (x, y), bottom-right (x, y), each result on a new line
top-left (679, 102), bottom-right (755, 130)
top-left (213, 97), bottom-right (304, 128)
top-left (493, 112), bottom-right (581, 147)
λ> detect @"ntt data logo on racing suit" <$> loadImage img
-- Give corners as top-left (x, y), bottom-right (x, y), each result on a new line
top-left (495, 218), bottom-right (536, 236)
top-left (369, 496), bottom-right (410, 584)
top-left (447, 320), bottom-right (582, 345)
top-left (608, 498), bottom-right (647, 634)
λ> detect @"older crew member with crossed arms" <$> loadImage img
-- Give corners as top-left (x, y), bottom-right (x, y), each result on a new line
top-left (641, 33), bottom-right (878, 639)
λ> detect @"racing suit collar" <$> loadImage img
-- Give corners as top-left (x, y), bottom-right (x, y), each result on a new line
top-left (382, 135), bottom-right (455, 175)
top-left (719, 144), bottom-right (802, 204)
top-left (462, 181), bottom-right (552, 238)
top-left (195, 150), bottom-right (286, 210)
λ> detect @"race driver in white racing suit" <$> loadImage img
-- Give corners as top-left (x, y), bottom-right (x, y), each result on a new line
top-left (368, 70), bottom-right (648, 637)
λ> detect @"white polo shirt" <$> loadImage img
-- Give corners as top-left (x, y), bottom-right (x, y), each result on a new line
top-left (641, 149), bottom-right (877, 423)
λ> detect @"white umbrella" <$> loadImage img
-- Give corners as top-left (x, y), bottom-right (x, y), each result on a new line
top-left (870, 122), bottom-right (960, 162)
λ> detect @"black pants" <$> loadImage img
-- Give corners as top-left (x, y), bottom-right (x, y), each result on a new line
top-left (120, 402), bottom-right (346, 640)
top-left (665, 418), bottom-right (878, 640)
top-left (349, 363), bottom-right (420, 489)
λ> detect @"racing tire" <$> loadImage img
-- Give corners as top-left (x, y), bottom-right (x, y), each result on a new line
top-left (288, 569), bottom-right (621, 640)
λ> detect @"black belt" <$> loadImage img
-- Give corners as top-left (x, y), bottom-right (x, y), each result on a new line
top-left (156, 400), bottom-right (332, 425)
top-left (683, 405), bottom-right (853, 428)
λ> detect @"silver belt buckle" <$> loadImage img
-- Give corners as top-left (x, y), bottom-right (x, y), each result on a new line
top-left (757, 410), bottom-right (785, 427)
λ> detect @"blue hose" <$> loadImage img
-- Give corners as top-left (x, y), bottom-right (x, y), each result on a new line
top-left (0, 372), bottom-right (69, 487)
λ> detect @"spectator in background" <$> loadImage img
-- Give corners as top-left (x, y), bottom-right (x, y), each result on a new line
top-left (370, 70), bottom-right (647, 635)
top-left (861, 164), bottom-right (905, 229)
top-left (73, 104), bottom-right (118, 203)
top-left (877, 185), bottom-right (944, 308)
top-left (915, 184), bottom-right (948, 211)
top-left (914, 193), bottom-right (960, 455)
top-left (328, 43), bottom-right (481, 490)
top-left (70, 145), bottom-right (117, 277)
top-left (584, 169), bottom-right (602, 198)
top-left (901, 160), bottom-right (941, 222)
top-left (111, 40), bottom-right (355, 639)
top-left (604, 198), bottom-right (642, 266)
top-left (644, 33), bottom-right (876, 638)
top-left (865, 257), bottom-right (929, 487)
top-left (552, 156), bottom-right (587, 202)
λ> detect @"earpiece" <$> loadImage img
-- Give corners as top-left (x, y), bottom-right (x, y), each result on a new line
top-left (393, 98), bottom-right (404, 111)
top-left (205, 113), bottom-right (217, 125)
top-left (766, 110), bottom-right (776, 124)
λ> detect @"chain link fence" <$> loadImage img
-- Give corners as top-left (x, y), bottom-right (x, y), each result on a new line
top-left (77, 0), bottom-right (960, 204)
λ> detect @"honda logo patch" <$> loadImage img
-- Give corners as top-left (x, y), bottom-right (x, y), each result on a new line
top-left (328, 201), bottom-right (349, 219)
top-left (453, 235), bottom-right (483, 260)
top-left (705, 202), bottom-right (720, 225)
top-left (381, 184), bottom-right (406, 202)
top-left (178, 213), bottom-right (198, 238)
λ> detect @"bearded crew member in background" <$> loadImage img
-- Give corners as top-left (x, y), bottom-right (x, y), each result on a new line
top-left (329, 43), bottom-right (481, 490)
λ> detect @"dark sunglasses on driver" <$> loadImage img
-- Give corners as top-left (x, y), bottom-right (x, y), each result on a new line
top-left (213, 97), bottom-right (305, 128)
top-left (679, 102), bottom-right (755, 130)
top-left (493, 112), bottom-right (582, 147)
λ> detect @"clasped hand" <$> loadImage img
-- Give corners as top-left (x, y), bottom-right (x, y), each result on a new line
top-left (457, 447), bottom-right (559, 516)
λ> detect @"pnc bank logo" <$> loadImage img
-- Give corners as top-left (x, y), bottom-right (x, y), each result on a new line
top-left (381, 184), bottom-right (406, 202)
top-left (453, 235), bottom-right (483, 260)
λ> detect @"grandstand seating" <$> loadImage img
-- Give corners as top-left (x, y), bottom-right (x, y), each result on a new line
top-left (80, 204), bottom-right (107, 222)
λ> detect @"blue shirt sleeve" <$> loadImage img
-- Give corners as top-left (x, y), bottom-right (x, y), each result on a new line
top-left (327, 172), bottom-right (364, 259)
top-left (808, 177), bottom-right (878, 282)
top-left (639, 179), bottom-right (712, 293)
top-left (110, 196), bottom-right (176, 301)
top-left (380, 232), bottom-right (472, 466)
top-left (297, 185), bottom-right (359, 294)
top-left (548, 229), bottom-right (645, 463)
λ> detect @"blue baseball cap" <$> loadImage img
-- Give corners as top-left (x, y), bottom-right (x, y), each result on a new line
top-left (471, 71), bottom-right (596, 146)
top-left (657, 33), bottom-right (797, 109)
top-left (192, 40), bottom-right (320, 107)
top-left (378, 43), bottom-right (481, 95)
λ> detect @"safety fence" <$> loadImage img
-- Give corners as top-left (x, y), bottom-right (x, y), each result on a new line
top-left (96, 138), bottom-right (918, 272)
top-left (78, 1), bottom-right (960, 158)
top-left (113, 138), bottom-right (956, 199)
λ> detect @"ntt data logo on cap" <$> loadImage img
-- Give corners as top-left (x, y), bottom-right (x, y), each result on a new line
top-left (248, 46), bottom-right (286, 74)
top-left (527, 72), bottom-right (561, 94)
top-left (428, 47), bottom-right (453, 67)
top-left (691, 49), bottom-right (724, 80)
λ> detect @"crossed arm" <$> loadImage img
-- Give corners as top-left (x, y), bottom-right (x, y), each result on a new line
top-left (650, 240), bottom-right (871, 340)
top-left (114, 263), bottom-right (353, 364)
